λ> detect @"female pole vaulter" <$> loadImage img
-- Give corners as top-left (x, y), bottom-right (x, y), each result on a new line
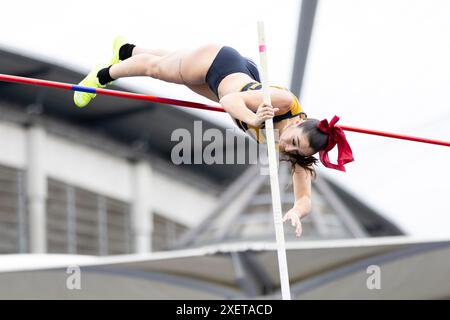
top-left (74, 37), bottom-right (354, 237)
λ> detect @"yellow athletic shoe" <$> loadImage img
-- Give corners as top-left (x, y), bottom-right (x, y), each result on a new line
top-left (73, 64), bottom-right (107, 108)
top-left (110, 36), bottom-right (128, 65)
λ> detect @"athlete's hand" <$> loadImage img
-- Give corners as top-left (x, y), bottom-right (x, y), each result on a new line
top-left (282, 207), bottom-right (303, 238)
top-left (251, 103), bottom-right (279, 127)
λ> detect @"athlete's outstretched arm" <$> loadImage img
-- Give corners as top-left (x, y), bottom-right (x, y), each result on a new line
top-left (282, 164), bottom-right (312, 237)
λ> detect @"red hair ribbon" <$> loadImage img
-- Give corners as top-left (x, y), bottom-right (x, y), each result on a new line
top-left (317, 115), bottom-right (354, 172)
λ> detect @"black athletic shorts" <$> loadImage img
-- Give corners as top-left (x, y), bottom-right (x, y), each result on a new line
top-left (205, 46), bottom-right (260, 99)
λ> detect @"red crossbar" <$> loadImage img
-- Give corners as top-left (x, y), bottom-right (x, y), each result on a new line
top-left (0, 73), bottom-right (448, 147)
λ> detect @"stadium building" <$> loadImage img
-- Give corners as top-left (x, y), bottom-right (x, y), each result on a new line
top-left (0, 48), bottom-right (402, 257)
top-left (1, 1), bottom-right (449, 298)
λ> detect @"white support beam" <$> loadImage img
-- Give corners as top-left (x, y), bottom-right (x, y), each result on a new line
top-left (26, 126), bottom-right (47, 253)
top-left (130, 161), bottom-right (153, 253)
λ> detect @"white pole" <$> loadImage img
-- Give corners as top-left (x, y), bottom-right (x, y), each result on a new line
top-left (257, 21), bottom-right (291, 300)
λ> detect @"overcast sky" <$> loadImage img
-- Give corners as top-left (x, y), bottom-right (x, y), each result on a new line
top-left (1, 0), bottom-right (449, 236)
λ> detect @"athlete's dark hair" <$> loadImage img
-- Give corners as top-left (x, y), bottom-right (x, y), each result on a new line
top-left (280, 118), bottom-right (329, 178)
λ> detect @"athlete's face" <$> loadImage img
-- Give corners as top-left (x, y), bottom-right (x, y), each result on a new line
top-left (279, 122), bottom-right (314, 157)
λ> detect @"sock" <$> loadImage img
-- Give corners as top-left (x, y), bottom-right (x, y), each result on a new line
top-left (119, 43), bottom-right (136, 61)
top-left (97, 66), bottom-right (115, 85)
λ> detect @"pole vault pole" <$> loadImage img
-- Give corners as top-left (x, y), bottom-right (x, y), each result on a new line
top-left (257, 21), bottom-right (292, 300)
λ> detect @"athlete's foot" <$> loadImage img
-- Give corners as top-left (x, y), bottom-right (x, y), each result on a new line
top-left (110, 36), bottom-right (128, 65)
top-left (73, 64), bottom-right (107, 108)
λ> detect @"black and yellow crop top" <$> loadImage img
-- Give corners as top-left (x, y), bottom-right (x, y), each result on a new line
top-left (233, 81), bottom-right (307, 144)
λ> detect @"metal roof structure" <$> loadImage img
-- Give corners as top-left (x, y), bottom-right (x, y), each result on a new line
top-left (0, 236), bottom-right (449, 299)
top-left (176, 162), bottom-right (403, 248)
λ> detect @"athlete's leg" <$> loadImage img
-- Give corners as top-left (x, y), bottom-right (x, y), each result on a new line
top-left (109, 44), bottom-right (223, 85)
top-left (132, 47), bottom-right (170, 56)
top-left (109, 53), bottom-right (164, 79)
top-left (74, 43), bottom-right (222, 107)
top-left (122, 46), bottom-right (220, 101)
